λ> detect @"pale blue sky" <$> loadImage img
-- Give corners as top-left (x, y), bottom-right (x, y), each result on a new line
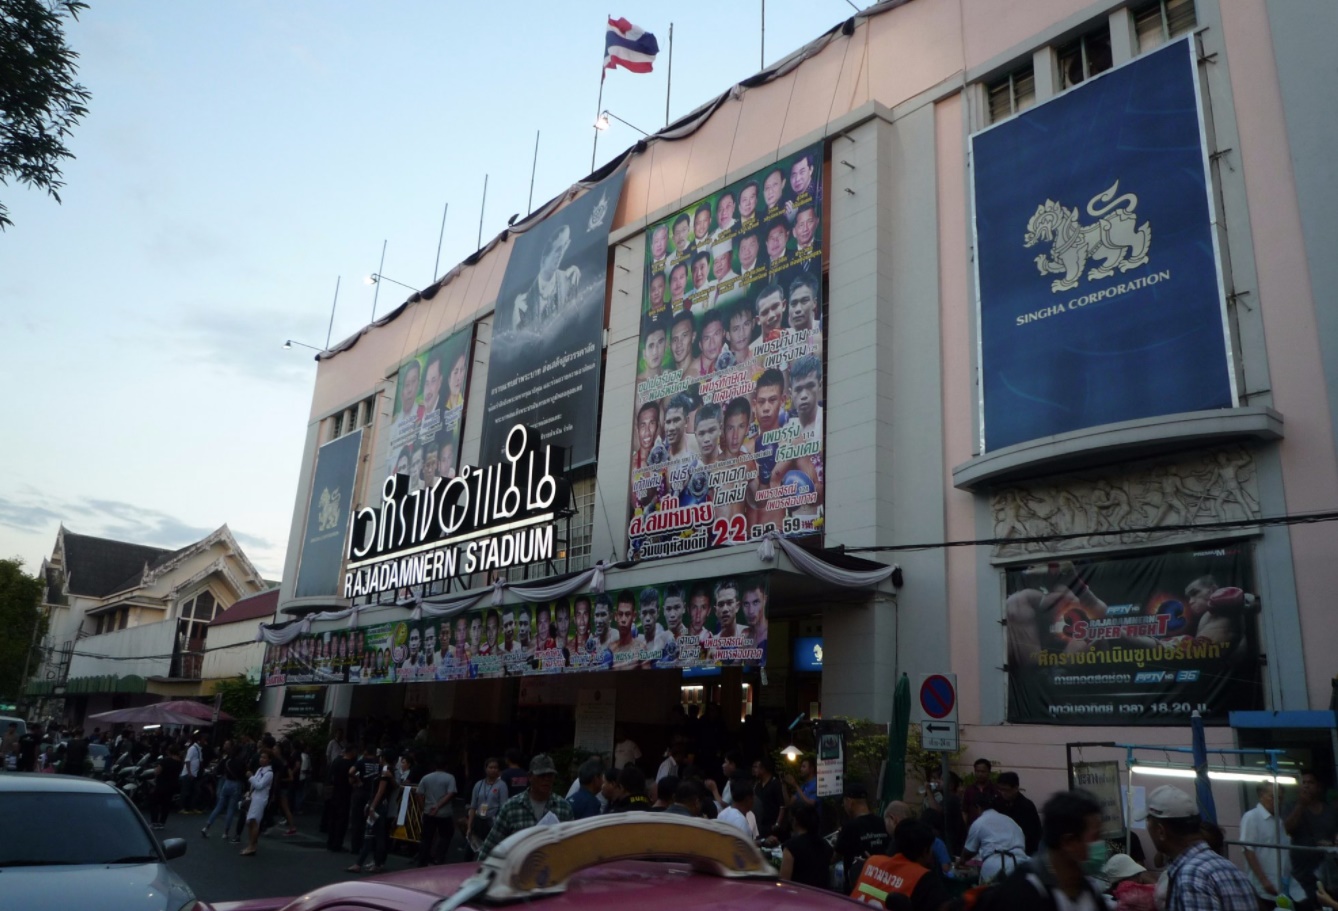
top-left (0, 1), bottom-right (853, 578)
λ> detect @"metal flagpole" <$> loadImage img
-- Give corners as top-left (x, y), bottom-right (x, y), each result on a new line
top-left (325, 276), bottom-right (340, 351)
top-left (591, 73), bottom-right (606, 172)
top-left (665, 22), bottom-right (673, 126)
top-left (433, 202), bottom-right (449, 281)
top-left (477, 175), bottom-right (488, 249)
top-left (761, 0), bottom-right (766, 69)
top-left (592, 12), bottom-right (608, 172)
top-left (527, 131), bottom-right (540, 214)
top-left (371, 240), bottom-right (386, 322)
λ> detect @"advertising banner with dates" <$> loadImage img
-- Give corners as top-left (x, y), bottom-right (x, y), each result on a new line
top-left (627, 143), bottom-right (825, 561)
top-left (1004, 545), bottom-right (1263, 725)
top-left (263, 573), bottom-right (769, 686)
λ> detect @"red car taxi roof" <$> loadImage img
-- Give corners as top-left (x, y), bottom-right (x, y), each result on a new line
top-left (215, 860), bottom-right (854, 911)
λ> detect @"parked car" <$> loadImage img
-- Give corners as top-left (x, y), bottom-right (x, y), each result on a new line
top-left (208, 815), bottom-right (850, 911)
top-left (0, 773), bottom-right (200, 911)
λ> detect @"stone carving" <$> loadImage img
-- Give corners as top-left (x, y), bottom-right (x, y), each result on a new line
top-left (990, 446), bottom-right (1261, 559)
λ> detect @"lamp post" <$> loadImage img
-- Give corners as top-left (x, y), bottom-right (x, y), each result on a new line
top-left (365, 273), bottom-right (421, 294)
top-left (594, 109), bottom-right (650, 137)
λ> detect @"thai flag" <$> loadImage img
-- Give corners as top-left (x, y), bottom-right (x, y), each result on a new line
top-left (604, 17), bottom-right (659, 74)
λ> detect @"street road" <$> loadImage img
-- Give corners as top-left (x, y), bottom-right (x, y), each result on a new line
top-left (158, 805), bottom-right (465, 904)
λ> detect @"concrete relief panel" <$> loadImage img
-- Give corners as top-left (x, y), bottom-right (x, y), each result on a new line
top-left (991, 445), bottom-right (1261, 560)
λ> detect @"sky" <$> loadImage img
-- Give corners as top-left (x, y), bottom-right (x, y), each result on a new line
top-left (0, 0), bottom-right (856, 579)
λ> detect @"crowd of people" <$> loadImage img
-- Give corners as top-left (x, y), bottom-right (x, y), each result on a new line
top-left (8, 716), bottom-right (1337, 910)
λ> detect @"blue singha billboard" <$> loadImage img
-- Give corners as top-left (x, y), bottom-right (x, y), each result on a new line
top-left (971, 38), bottom-right (1235, 452)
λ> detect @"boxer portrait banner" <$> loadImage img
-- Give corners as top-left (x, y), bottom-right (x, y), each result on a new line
top-left (385, 326), bottom-right (474, 490)
top-left (627, 143), bottom-right (825, 561)
top-left (262, 572), bottom-right (769, 685)
top-left (1004, 544), bottom-right (1264, 725)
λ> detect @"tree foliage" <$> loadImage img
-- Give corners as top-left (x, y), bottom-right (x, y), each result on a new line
top-left (213, 674), bottom-right (264, 740)
top-left (0, 558), bottom-right (46, 699)
top-left (0, 0), bottom-right (91, 230)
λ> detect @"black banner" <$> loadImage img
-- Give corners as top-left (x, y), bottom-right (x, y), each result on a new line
top-left (481, 170), bottom-right (627, 467)
top-left (294, 430), bottom-right (363, 598)
top-left (1005, 544), bottom-right (1264, 725)
top-left (281, 685), bottom-right (327, 717)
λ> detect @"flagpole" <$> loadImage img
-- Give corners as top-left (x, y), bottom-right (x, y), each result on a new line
top-left (665, 22), bottom-right (673, 126)
top-left (761, 0), bottom-right (766, 69)
top-left (477, 174), bottom-right (488, 249)
top-left (432, 201), bottom-right (448, 281)
top-left (592, 71), bottom-right (605, 172)
top-left (527, 130), bottom-right (540, 214)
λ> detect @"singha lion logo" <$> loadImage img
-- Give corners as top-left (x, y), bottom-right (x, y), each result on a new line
top-left (587, 189), bottom-right (610, 231)
top-left (317, 487), bottom-right (341, 532)
top-left (1024, 181), bottom-right (1152, 293)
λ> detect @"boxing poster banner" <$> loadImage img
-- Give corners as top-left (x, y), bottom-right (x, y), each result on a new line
top-left (971, 38), bottom-right (1234, 451)
top-left (262, 572), bottom-right (769, 685)
top-left (293, 429), bottom-right (363, 598)
top-left (627, 143), bottom-right (824, 561)
top-left (481, 170), bottom-right (627, 468)
top-left (386, 326), bottom-right (474, 490)
top-left (1004, 544), bottom-right (1263, 725)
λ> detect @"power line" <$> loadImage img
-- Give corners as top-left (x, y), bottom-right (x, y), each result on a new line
top-left (843, 508), bottom-right (1338, 554)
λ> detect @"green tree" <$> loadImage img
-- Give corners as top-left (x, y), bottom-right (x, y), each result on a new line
top-left (0, 558), bottom-right (46, 699)
top-left (0, 0), bottom-right (92, 230)
top-left (213, 674), bottom-right (264, 740)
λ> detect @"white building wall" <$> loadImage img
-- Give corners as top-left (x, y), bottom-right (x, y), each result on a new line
top-left (66, 620), bottom-right (176, 680)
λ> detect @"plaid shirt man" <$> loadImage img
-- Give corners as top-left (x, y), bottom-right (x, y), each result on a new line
top-left (478, 790), bottom-right (573, 858)
top-left (1165, 841), bottom-right (1256, 911)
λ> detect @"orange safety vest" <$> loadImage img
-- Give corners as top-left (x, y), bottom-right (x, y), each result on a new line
top-left (849, 854), bottom-right (931, 907)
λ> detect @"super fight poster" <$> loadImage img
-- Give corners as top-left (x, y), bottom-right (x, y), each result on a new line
top-left (1004, 545), bottom-right (1264, 725)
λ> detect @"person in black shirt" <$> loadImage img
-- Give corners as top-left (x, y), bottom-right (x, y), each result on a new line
top-left (605, 766), bottom-right (651, 813)
top-left (499, 748), bottom-right (529, 796)
top-left (753, 755), bottom-right (785, 842)
top-left (781, 802), bottom-right (832, 890)
top-left (16, 724), bottom-right (40, 772)
top-left (151, 745), bottom-right (184, 829)
top-left (993, 771), bottom-right (1042, 854)
top-left (835, 782), bottom-right (889, 891)
top-left (326, 745), bottom-right (356, 852)
top-left (348, 744), bottom-right (381, 855)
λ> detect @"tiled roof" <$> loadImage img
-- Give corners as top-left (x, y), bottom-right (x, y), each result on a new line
top-left (208, 587), bottom-right (279, 626)
top-left (61, 532), bottom-right (174, 598)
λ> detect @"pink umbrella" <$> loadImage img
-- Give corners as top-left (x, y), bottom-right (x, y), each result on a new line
top-left (88, 699), bottom-right (232, 727)
top-left (156, 700), bottom-right (234, 722)
top-left (86, 704), bottom-right (208, 726)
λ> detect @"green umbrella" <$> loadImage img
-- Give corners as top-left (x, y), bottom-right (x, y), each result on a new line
top-left (882, 672), bottom-right (911, 806)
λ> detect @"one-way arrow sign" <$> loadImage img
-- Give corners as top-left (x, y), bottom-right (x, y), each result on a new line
top-left (920, 719), bottom-right (959, 752)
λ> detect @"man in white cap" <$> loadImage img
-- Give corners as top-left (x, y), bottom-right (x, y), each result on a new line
top-left (477, 754), bottom-right (573, 859)
top-left (1138, 785), bottom-right (1255, 911)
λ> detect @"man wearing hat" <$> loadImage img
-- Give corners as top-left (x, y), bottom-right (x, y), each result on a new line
top-left (836, 782), bottom-right (890, 891)
top-left (477, 754), bottom-right (573, 859)
top-left (1138, 785), bottom-right (1255, 911)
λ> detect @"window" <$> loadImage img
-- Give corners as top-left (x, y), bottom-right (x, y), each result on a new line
top-left (987, 63), bottom-right (1036, 123)
top-left (1135, 0), bottom-right (1196, 52)
top-left (564, 474), bottom-right (598, 571)
top-left (331, 411), bottom-right (344, 440)
top-left (175, 590), bottom-right (218, 678)
top-left (1058, 27), bottom-right (1113, 89)
top-left (360, 395), bottom-right (376, 427)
